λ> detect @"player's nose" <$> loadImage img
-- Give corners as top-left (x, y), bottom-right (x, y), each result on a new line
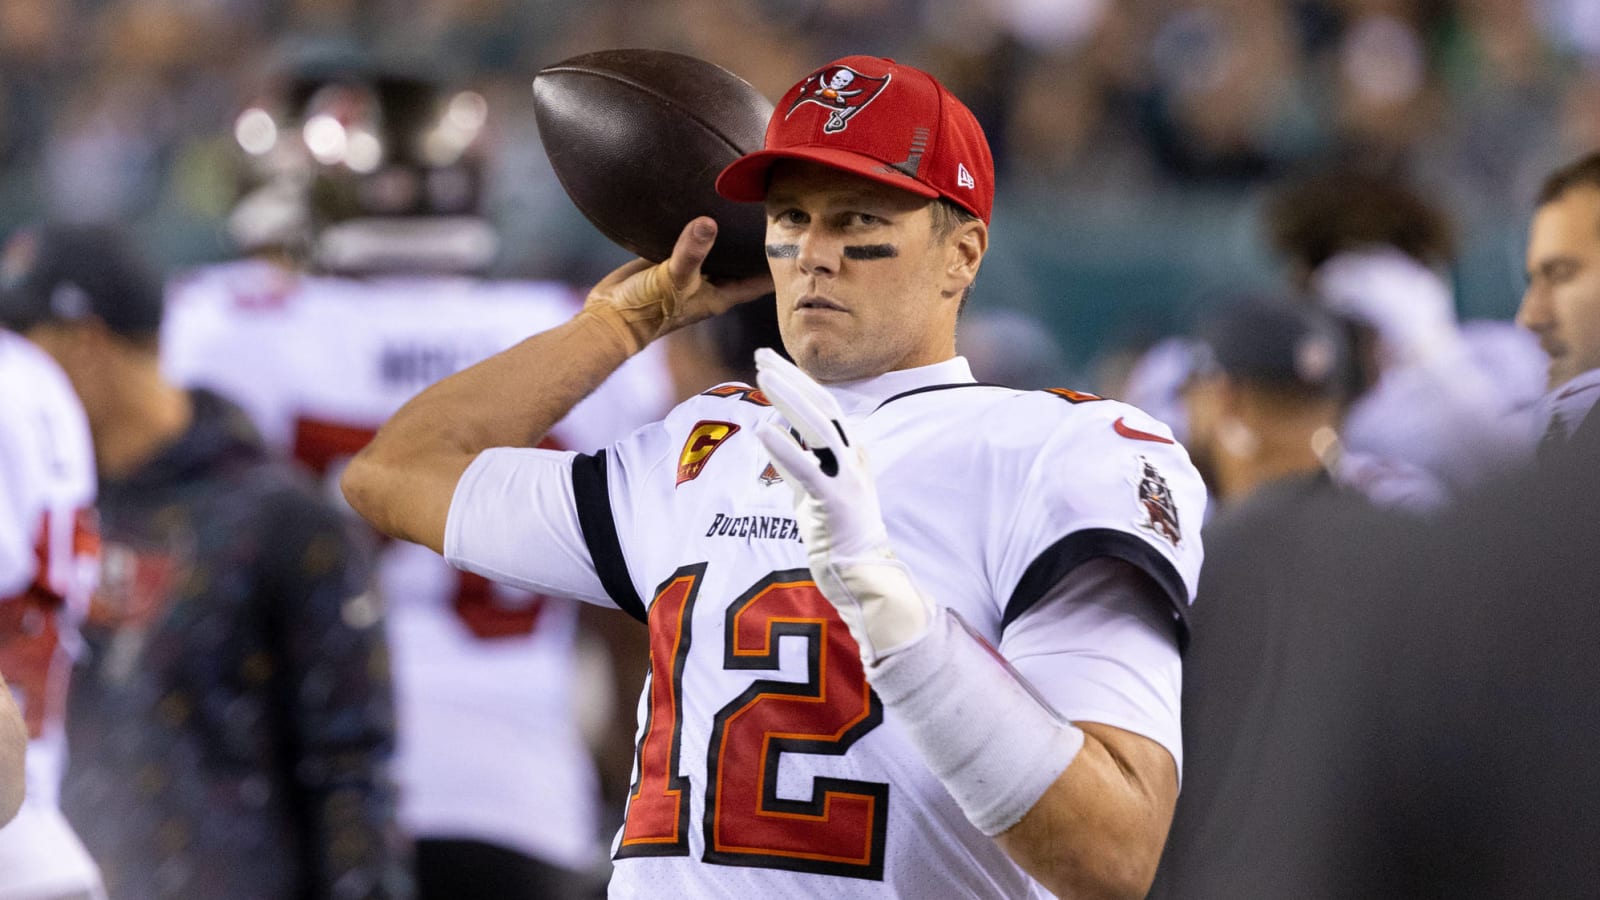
top-left (1517, 283), bottom-right (1553, 333)
top-left (795, 227), bottom-right (841, 277)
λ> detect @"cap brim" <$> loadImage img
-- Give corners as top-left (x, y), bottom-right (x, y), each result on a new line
top-left (716, 146), bottom-right (941, 205)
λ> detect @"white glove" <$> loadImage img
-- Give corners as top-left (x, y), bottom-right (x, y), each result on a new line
top-left (1312, 247), bottom-right (1461, 367)
top-left (752, 348), bottom-right (933, 663)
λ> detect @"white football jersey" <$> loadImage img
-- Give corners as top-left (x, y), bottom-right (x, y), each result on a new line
top-left (0, 330), bottom-right (104, 896)
top-left (162, 262), bottom-right (673, 867)
top-left (447, 357), bottom-right (1205, 898)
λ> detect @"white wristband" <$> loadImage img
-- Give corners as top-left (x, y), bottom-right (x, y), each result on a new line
top-left (868, 609), bottom-right (1085, 836)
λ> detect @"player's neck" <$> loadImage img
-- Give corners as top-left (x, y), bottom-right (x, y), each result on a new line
top-left (1215, 420), bottom-right (1329, 502)
top-left (92, 358), bottom-right (194, 480)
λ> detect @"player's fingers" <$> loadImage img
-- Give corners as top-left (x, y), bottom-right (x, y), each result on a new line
top-left (666, 217), bottom-right (717, 292)
top-left (756, 422), bottom-right (826, 498)
top-left (757, 369), bottom-right (833, 452)
top-left (755, 349), bottom-right (842, 421)
top-left (756, 352), bottom-right (846, 452)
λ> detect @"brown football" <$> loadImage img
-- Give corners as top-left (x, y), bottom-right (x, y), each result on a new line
top-left (532, 49), bottom-right (775, 280)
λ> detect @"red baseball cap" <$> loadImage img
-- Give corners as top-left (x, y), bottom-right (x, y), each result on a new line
top-left (715, 56), bottom-right (994, 224)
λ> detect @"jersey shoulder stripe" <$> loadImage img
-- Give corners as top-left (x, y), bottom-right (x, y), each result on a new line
top-left (1003, 527), bottom-right (1190, 651)
top-left (570, 449), bottom-right (646, 623)
top-left (698, 383), bottom-right (771, 407)
top-left (1043, 387), bottom-right (1106, 404)
top-left (667, 383), bottom-right (786, 434)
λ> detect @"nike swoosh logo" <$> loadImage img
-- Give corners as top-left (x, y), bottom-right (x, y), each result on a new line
top-left (1114, 417), bottom-right (1174, 444)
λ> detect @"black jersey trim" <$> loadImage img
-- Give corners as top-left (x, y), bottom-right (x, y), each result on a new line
top-left (873, 382), bottom-right (1008, 411)
top-left (570, 450), bottom-right (647, 624)
top-left (1002, 528), bottom-right (1191, 652)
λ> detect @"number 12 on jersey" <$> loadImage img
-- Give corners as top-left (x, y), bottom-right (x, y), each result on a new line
top-left (615, 564), bottom-right (890, 880)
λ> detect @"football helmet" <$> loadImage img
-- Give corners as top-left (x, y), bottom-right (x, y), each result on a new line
top-left (230, 50), bottom-right (496, 274)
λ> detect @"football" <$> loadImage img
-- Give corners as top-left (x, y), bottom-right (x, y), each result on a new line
top-left (532, 49), bottom-right (775, 280)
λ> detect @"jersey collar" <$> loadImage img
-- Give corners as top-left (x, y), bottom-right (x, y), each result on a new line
top-left (822, 356), bottom-right (976, 416)
top-left (1538, 366), bottom-right (1600, 444)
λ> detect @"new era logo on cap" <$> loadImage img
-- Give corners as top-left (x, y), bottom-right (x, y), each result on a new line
top-left (716, 56), bottom-right (996, 224)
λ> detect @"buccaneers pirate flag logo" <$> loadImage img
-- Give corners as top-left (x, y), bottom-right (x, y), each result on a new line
top-left (1134, 457), bottom-right (1182, 546)
top-left (786, 65), bottom-right (891, 134)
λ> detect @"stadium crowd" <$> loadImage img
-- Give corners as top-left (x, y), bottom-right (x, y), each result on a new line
top-left (0, 0), bottom-right (1597, 369)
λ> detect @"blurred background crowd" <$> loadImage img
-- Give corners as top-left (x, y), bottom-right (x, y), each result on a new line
top-left (2, 0), bottom-right (1597, 377)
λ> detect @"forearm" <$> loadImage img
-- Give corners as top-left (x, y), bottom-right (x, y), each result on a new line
top-left (343, 308), bottom-right (638, 551)
top-left (344, 218), bottom-right (769, 553)
top-left (870, 613), bottom-right (1174, 899)
top-left (0, 673), bottom-right (24, 825)
top-left (996, 722), bottom-right (1177, 899)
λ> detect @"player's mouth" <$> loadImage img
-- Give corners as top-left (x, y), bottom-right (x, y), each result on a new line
top-left (795, 295), bottom-right (846, 313)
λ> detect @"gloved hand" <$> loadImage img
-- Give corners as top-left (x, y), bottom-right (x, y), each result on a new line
top-left (752, 348), bottom-right (934, 663)
top-left (1312, 247), bottom-right (1461, 368)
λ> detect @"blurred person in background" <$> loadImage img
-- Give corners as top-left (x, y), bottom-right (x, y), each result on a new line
top-left (1151, 385), bottom-right (1600, 898)
top-left (162, 57), bottom-right (674, 899)
top-left (1266, 167), bottom-right (1545, 493)
top-left (1323, 2), bottom-right (1445, 175)
top-left (1518, 150), bottom-right (1600, 461)
top-left (1440, 0), bottom-right (1568, 202)
top-left (0, 222), bottom-right (406, 900)
top-left (0, 325), bottom-right (105, 898)
top-left (1182, 296), bottom-right (1445, 512)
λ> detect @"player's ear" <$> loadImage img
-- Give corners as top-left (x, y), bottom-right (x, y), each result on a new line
top-left (942, 219), bottom-right (986, 298)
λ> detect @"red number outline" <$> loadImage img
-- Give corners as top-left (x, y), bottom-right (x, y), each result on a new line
top-left (615, 564), bottom-right (704, 857)
top-left (614, 566), bottom-right (888, 880)
top-left (703, 570), bottom-right (888, 879)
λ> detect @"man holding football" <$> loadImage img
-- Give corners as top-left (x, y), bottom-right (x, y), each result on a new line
top-left (345, 55), bottom-right (1203, 898)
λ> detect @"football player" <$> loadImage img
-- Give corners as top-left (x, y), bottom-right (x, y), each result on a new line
top-left (7, 221), bottom-right (404, 899)
top-left (164, 58), bottom-right (673, 898)
top-left (0, 328), bottom-right (105, 897)
top-left (345, 56), bottom-right (1204, 898)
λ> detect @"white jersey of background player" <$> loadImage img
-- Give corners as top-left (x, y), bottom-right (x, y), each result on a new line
top-left (0, 330), bottom-right (105, 898)
top-left (446, 370), bottom-right (1204, 897)
top-left (162, 259), bottom-right (672, 873)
